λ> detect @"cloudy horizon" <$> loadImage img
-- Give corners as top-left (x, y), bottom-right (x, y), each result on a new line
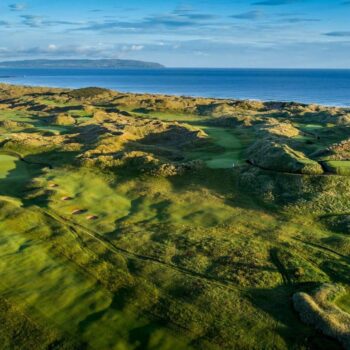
top-left (1, 0), bottom-right (350, 68)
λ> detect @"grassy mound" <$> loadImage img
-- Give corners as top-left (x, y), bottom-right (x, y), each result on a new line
top-left (247, 139), bottom-right (324, 175)
top-left (243, 165), bottom-right (350, 212)
top-left (259, 119), bottom-right (301, 138)
top-left (67, 87), bottom-right (112, 99)
top-left (51, 113), bottom-right (76, 126)
top-left (0, 119), bottom-right (30, 130)
top-left (293, 284), bottom-right (350, 349)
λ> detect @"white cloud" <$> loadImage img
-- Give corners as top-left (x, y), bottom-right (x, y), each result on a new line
top-left (121, 44), bottom-right (144, 52)
top-left (47, 44), bottom-right (57, 51)
top-left (131, 45), bottom-right (144, 51)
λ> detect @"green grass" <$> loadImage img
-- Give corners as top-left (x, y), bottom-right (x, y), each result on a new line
top-left (67, 109), bottom-right (93, 123)
top-left (0, 109), bottom-right (33, 123)
top-left (122, 108), bottom-right (206, 123)
top-left (323, 161), bottom-right (350, 175)
top-left (0, 153), bottom-right (34, 196)
top-left (294, 123), bottom-right (324, 132)
top-left (302, 124), bottom-right (323, 130)
top-left (335, 292), bottom-right (350, 313)
top-left (0, 155), bottom-right (19, 179)
top-left (38, 168), bottom-right (132, 233)
top-left (0, 201), bottom-right (190, 350)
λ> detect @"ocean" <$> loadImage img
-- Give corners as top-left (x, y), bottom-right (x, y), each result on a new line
top-left (0, 68), bottom-right (350, 107)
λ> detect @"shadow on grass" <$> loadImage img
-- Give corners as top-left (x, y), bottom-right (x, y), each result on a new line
top-left (246, 285), bottom-right (342, 350)
top-left (0, 149), bottom-right (80, 209)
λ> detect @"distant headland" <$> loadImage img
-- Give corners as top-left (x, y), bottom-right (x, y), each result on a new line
top-left (0, 59), bottom-right (165, 69)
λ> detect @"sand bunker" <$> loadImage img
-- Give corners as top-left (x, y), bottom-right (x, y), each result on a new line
top-left (48, 183), bottom-right (59, 188)
top-left (86, 215), bottom-right (99, 220)
top-left (72, 209), bottom-right (86, 215)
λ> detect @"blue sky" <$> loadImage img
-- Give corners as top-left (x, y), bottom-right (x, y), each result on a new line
top-left (0, 0), bottom-right (350, 67)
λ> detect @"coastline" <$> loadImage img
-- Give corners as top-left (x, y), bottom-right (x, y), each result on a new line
top-left (1, 67), bottom-right (350, 107)
top-left (0, 81), bottom-right (349, 109)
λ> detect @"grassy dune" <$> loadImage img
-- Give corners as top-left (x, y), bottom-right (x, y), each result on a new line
top-left (293, 284), bottom-right (350, 349)
top-left (0, 84), bottom-right (349, 349)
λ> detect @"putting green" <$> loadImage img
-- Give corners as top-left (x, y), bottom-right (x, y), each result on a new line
top-left (189, 126), bottom-right (246, 169)
top-left (298, 123), bottom-right (323, 130)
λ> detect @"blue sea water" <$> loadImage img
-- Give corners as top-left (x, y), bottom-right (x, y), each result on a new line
top-left (0, 68), bottom-right (350, 107)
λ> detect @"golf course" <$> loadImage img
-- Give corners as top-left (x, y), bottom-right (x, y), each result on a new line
top-left (0, 83), bottom-right (349, 349)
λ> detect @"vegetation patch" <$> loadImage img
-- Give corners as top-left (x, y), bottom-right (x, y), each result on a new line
top-left (67, 87), bottom-right (112, 99)
top-left (247, 138), bottom-right (324, 175)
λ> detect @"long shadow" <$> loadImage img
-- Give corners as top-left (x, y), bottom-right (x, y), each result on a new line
top-left (77, 288), bottom-right (132, 334)
top-left (168, 167), bottom-right (275, 213)
top-left (109, 117), bottom-right (277, 213)
top-left (77, 287), bottom-right (173, 350)
top-left (75, 123), bottom-right (111, 144)
top-left (114, 198), bottom-right (172, 226)
top-left (246, 285), bottom-right (342, 350)
top-left (0, 148), bottom-right (81, 209)
top-left (49, 105), bottom-right (84, 113)
top-left (0, 153), bottom-right (43, 199)
top-left (270, 248), bottom-right (292, 286)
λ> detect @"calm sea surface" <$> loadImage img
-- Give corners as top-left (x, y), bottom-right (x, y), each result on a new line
top-left (0, 68), bottom-right (350, 106)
